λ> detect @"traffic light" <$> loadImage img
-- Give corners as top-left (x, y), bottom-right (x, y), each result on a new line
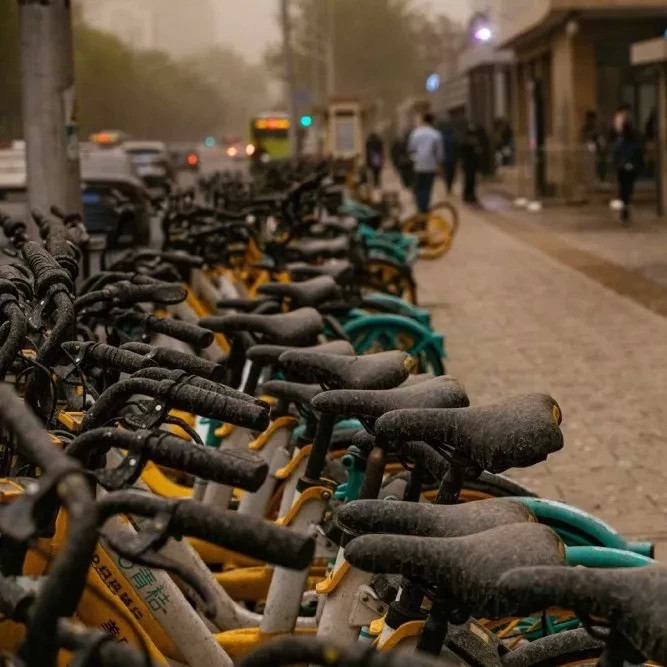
top-left (299, 115), bottom-right (313, 128)
top-left (204, 136), bottom-right (216, 148)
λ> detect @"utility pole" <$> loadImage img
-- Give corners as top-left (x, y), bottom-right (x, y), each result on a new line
top-left (280, 0), bottom-right (299, 158)
top-left (19, 0), bottom-right (81, 216)
top-left (326, 0), bottom-right (336, 99)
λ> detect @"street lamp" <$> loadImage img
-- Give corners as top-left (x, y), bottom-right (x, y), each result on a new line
top-left (474, 25), bottom-right (492, 42)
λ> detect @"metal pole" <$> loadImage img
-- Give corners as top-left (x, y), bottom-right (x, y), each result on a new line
top-left (281, 0), bottom-right (299, 158)
top-left (19, 0), bottom-right (82, 216)
top-left (326, 0), bottom-right (336, 98)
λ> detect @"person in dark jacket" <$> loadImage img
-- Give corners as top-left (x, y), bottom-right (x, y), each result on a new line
top-left (440, 123), bottom-right (459, 195)
top-left (612, 120), bottom-right (643, 223)
top-left (461, 123), bottom-right (483, 204)
top-left (365, 131), bottom-right (384, 188)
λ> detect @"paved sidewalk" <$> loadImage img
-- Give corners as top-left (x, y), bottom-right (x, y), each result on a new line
top-left (414, 197), bottom-right (667, 555)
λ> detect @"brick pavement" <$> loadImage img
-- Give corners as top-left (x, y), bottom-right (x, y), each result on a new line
top-left (412, 195), bottom-right (667, 555)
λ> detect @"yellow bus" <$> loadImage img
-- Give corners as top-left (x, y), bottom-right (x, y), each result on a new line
top-left (247, 112), bottom-right (291, 161)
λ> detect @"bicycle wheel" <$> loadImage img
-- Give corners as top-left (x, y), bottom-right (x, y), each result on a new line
top-left (402, 201), bottom-right (459, 260)
top-left (363, 259), bottom-right (418, 305)
top-left (344, 315), bottom-right (445, 375)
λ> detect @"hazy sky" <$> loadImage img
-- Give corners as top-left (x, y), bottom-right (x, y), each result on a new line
top-left (215, 0), bottom-right (472, 63)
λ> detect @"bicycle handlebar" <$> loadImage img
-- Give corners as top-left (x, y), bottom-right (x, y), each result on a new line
top-left (62, 341), bottom-right (158, 374)
top-left (66, 428), bottom-right (268, 492)
top-left (97, 492), bottom-right (315, 570)
top-left (80, 377), bottom-right (269, 431)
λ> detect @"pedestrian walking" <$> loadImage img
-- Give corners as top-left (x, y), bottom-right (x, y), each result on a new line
top-left (365, 131), bottom-right (384, 188)
top-left (461, 123), bottom-right (483, 205)
top-left (390, 132), bottom-right (414, 189)
top-left (612, 120), bottom-right (643, 223)
top-left (407, 113), bottom-right (443, 213)
top-left (440, 122), bottom-right (459, 195)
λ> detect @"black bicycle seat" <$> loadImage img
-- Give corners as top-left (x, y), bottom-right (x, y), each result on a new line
top-left (288, 236), bottom-right (350, 260)
top-left (310, 376), bottom-right (469, 419)
top-left (279, 349), bottom-right (413, 390)
top-left (345, 522), bottom-right (565, 619)
top-left (257, 276), bottom-right (341, 309)
top-left (247, 340), bottom-right (355, 366)
top-left (260, 380), bottom-right (321, 407)
top-left (200, 307), bottom-right (324, 346)
top-left (399, 372), bottom-right (435, 386)
top-left (287, 260), bottom-right (354, 283)
top-left (310, 216), bottom-right (358, 236)
top-left (374, 394), bottom-right (563, 474)
top-left (335, 498), bottom-right (535, 540)
top-left (497, 565), bottom-right (667, 665)
top-left (216, 297), bottom-right (278, 312)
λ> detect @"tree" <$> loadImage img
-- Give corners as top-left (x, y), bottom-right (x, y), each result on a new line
top-left (266, 0), bottom-right (463, 116)
top-left (183, 47), bottom-right (271, 137)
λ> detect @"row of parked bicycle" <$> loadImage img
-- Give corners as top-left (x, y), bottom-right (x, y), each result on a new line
top-left (0, 162), bottom-right (662, 667)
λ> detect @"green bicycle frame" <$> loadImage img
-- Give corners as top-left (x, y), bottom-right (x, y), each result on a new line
top-left (519, 497), bottom-right (654, 558)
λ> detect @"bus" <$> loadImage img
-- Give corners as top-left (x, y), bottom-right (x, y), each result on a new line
top-left (248, 112), bottom-right (291, 161)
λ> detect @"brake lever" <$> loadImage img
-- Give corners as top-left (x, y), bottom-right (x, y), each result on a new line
top-left (93, 449), bottom-right (148, 491)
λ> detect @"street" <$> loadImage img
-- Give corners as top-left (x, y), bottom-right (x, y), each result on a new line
top-left (413, 185), bottom-right (667, 554)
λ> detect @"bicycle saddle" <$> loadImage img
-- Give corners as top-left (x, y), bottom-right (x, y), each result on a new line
top-left (374, 394), bottom-right (563, 473)
top-left (216, 296), bottom-right (278, 312)
top-left (261, 380), bottom-right (321, 407)
top-left (287, 236), bottom-right (350, 260)
top-left (247, 340), bottom-right (354, 366)
top-left (279, 349), bottom-right (413, 391)
top-left (200, 307), bottom-right (324, 346)
top-left (310, 376), bottom-right (469, 419)
top-left (287, 260), bottom-right (354, 283)
top-left (257, 275), bottom-right (341, 309)
top-left (497, 565), bottom-right (667, 665)
top-left (335, 498), bottom-right (535, 539)
top-left (345, 522), bottom-right (565, 619)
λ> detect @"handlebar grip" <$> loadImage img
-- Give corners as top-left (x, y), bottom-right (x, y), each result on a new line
top-left (121, 341), bottom-right (224, 381)
top-left (109, 281), bottom-right (186, 305)
top-left (141, 317), bottom-right (215, 349)
top-left (58, 620), bottom-right (148, 667)
top-left (171, 501), bottom-right (314, 569)
top-left (131, 367), bottom-right (263, 406)
top-left (169, 383), bottom-right (269, 431)
top-left (143, 434), bottom-right (268, 491)
top-left (160, 250), bottom-right (205, 268)
top-left (62, 341), bottom-right (157, 374)
top-left (21, 241), bottom-right (74, 296)
top-left (81, 378), bottom-right (270, 431)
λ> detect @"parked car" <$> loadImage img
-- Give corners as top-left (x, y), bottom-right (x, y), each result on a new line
top-left (168, 143), bottom-right (200, 172)
top-left (123, 141), bottom-right (174, 195)
top-left (80, 145), bottom-right (151, 247)
top-left (0, 146), bottom-right (27, 200)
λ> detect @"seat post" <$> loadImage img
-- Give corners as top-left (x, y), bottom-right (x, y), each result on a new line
top-left (297, 413), bottom-right (335, 490)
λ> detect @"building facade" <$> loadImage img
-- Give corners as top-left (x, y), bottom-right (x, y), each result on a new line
top-left (497, 0), bottom-right (667, 200)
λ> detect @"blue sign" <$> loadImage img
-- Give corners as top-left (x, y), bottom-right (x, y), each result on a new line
top-left (426, 73), bottom-right (440, 93)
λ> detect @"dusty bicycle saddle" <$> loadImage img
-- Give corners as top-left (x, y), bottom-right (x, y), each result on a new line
top-left (497, 565), bottom-right (667, 665)
top-left (345, 522), bottom-right (565, 619)
top-left (257, 275), bottom-right (341, 309)
top-left (311, 376), bottom-right (469, 419)
top-left (247, 340), bottom-right (354, 366)
top-left (374, 394), bottom-right (563, 473)
top-left (200, 307), bottom-right (324, 347)
top-left (287, 236), bottom-right (350, 261)
top-left (335, 497), bottom-right (535, 540)
top-left (260, 380), bottom-right (322, 407)
top-left (279, 349), bottom-right (413, 391)
top-left (287, 260), bottom-right (354, 283)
